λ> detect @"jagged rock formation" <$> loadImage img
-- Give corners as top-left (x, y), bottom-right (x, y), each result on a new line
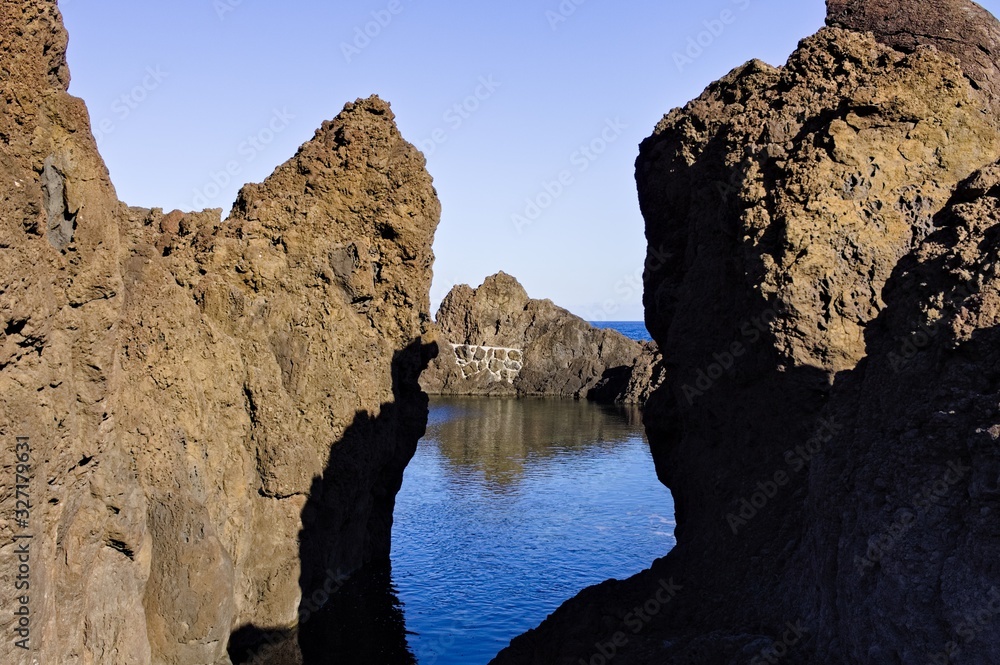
top-left (0, 3), bottom-right (439, 664)
top-left (420, 272), bottom-right (661, 404)
top-left (492, 3), bottom-right (1000, 664)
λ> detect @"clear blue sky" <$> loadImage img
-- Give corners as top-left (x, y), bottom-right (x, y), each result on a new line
top-left (58, 0), bottom-right (1000, 320)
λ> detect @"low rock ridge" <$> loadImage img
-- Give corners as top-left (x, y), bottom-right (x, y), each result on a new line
top-left (492, 1), bottom-right (1000, 663)
top-left (0, 2), bottom-right (439, 664)
top-left (420, 272), bottom-right (664, 404)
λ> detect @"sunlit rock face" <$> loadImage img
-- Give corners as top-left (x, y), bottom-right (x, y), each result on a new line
top-left (0, 2), bottom-right (439, 663)
top-left (827, 0), bottom-right (1000, 114)
top-left (421, 272), bottom-right (663, 404)
top-left (492, 2), bottom-right (1000, 663)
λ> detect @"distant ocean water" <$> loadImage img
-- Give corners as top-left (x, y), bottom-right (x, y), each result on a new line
top-left (590, 321), bottom-right (652, 342)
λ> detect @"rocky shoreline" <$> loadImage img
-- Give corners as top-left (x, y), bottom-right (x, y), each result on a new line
top-left (421, 272), bottom-right (664, 405)
top-left (5, 0), bottom-right (1000, 663)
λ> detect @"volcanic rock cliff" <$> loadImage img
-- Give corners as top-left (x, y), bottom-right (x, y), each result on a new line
top-left (0, 2), bottom-right (439, 664)
top-left (420, 272), bottom-right (663, 404)
top-left (492, 1), bottom-right (1000, 663)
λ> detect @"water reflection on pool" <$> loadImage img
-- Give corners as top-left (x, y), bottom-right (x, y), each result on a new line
top-left (392, 396), bottom-right (676, 665)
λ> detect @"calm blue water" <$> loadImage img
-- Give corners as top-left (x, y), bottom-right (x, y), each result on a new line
top-left (391, 397), bottom-right (674, 665)
top-left (590, 321), bottom-right (653, 342)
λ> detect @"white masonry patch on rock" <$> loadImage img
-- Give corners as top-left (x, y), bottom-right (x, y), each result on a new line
top-left (450, 343), bottom-right (524, 383)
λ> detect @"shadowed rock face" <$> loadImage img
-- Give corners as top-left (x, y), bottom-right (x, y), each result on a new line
top-left (827, 0), bottom-right (1000, 112)
top-left (638, 23), bottom-right (1000, 569)
top-left (795, 158), bottom-right (1000, 664)
top-left (0, 3), bottom-right (438, 664)
top-left (492, 14), bottom-right (1000, 665)
top-left (420, 272), bottom-right (663, 404)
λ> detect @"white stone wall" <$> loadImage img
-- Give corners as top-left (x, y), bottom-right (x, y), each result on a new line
top-left (451, 344), bottom-right (524, 383)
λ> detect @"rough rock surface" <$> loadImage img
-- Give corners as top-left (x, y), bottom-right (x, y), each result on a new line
top-left (795, 157), bottom-right (1000, 663)
top-left (0, 3), bottom-right (439, 664)
top-left (420, 272), bottom-right (660, 404)
top-left (492, 11), bottom-right (1000, 665)
top-left (590, 341), bottom-right (665, 406)
top-left (827, 0), bottom-right (1000, 113)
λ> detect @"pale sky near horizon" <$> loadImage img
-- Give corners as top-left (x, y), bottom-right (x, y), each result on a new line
top-left (59, 0), bottom-right (1000, 321)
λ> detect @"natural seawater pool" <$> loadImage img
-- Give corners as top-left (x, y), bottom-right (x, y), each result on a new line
top-left (391, 396), bottom-right (676, 664)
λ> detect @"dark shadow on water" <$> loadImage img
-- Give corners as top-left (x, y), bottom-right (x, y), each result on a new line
top-left (228, 339), bottom-right (436, 665)
top-left (228, 563), bottom-right (415, 665)
top-left (296, 562), bottom-right (416, 665)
